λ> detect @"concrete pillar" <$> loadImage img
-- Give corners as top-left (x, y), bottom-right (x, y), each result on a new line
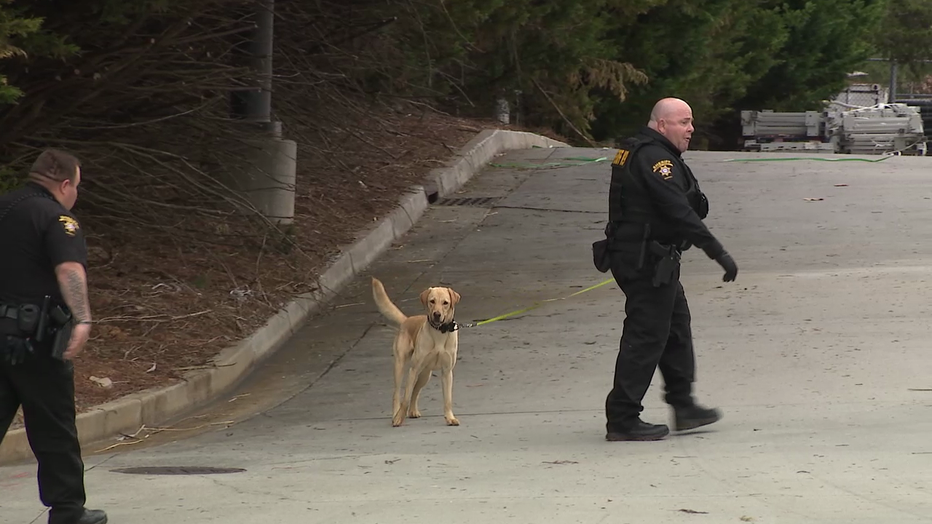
top-left (496, 97), bottom-right (510, 125)
top-left (227, 136), bottom-right (297, 226)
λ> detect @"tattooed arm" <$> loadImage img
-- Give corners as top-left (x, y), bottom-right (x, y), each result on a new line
top-left (55, 262), bottom-right (91, 322)
top-left (55, 261), bottom-right (92, 359)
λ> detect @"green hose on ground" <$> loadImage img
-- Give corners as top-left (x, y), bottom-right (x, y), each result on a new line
top-left (723, 155), bottom-right (894, 163)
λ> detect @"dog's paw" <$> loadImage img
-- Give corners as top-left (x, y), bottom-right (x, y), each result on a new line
top-left (408, 408), bottom-right (422, 418)
top-left (445, 416), bottom-right (460, 426)
top-left (392, 410), bottom-right (406, 427)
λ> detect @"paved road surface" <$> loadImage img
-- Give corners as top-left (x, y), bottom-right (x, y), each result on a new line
top-left (4, 148), bottom-right (932, 523)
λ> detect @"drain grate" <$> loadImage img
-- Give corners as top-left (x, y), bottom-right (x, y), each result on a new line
top-left (112, 466), bottom-right (246, 475)
top-left (434, 196), bottom-right (501, 207)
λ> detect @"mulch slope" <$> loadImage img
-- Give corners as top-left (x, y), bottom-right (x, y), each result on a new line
top-left (30, 111), bottom-right (564, 433)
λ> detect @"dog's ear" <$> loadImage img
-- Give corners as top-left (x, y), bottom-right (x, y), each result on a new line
top-left (449, 289), bottom-right (461, 305)
top-left (419, 288), bottom-right (431, 307)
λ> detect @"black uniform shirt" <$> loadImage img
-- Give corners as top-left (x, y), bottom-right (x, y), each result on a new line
top-left (0, 183), bottom-right (88, 306)
top-left (622, 127), bottom-right (724, 259)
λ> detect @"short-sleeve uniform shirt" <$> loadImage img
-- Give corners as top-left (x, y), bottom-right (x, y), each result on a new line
top-left (0, 183), bottom-right (88, 306)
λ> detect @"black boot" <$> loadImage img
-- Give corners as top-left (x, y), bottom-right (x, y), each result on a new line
top-left (75, 509), bottom-right (108, 524)
top-left (606, 419), bottom-right (669, 441)
top-left (673, 404), bottom-right (722, 431)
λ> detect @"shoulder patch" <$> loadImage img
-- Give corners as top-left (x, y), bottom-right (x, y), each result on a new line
top-left (59, 215), bottom-right (80, 237)
top-left (652, 159), bottom-right (674, 180)
top-left (612, 148), bottom-right (630, 166)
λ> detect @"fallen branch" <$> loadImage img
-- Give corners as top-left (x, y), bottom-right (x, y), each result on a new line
top-left (95, 420), bottom-right (235, 452)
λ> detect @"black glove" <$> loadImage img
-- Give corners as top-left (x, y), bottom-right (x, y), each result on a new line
top-left (5, 336), bottom-right (34, 365)
top-left (715, 251), bottom-right (738, 282)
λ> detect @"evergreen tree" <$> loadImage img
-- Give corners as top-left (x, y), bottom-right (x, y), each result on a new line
top-left (737, 0), bottom-right (886, 112)
top-left (873, 0), bottom-right (932, 80)
top-left (590, 0), bottom-right (787, 145)
top-left (0, 0), bottom-right (897, 148)
top-left (0, 1), bottom-right (43, 104)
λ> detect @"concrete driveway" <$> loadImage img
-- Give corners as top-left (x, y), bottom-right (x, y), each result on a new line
top-left (3, 147), bottom-right (932, 523)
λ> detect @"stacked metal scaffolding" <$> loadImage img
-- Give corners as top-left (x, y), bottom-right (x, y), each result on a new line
top-left (740, 110), bottom-right (834, 152)
top-left (825, 103), bottom-right (926, 155)
top-left (741, 103), bottom-right (927, 155)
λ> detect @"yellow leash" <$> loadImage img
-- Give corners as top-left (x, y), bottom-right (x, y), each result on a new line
top-left (458, 277), bottom-right (616, 329)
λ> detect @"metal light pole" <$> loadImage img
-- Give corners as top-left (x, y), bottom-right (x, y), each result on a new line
top-left (889, 60), bottom-right (898, 103)
top-left (232, 0), bottom-right (276, 133)
top-left (228, 0), bottom-right (296, 226)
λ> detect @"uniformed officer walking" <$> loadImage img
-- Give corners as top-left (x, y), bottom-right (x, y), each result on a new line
top-left (0, 149), bottom-right (107, 523)
top-left (600, 98), bottom-right (738, 441)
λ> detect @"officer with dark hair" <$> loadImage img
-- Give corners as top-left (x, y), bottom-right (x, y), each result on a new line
top-left (599, 98), bottom-right (738, 442)
top-left (0, 149), bottom-right (107, 523)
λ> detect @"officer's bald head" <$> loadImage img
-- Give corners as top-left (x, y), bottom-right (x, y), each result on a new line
top-left (649, 98), bottom-right (691, 126)
top-left (647, 97), bottom-right (694, 152)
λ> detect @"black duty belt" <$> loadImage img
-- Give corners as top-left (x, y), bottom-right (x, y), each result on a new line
top-left (0, 304), bottom-right (20, 320)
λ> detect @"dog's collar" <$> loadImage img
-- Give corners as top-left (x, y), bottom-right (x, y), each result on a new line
top-left (429, 318), bottom-right (458, 333)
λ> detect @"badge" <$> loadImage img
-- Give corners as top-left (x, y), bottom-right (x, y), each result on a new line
top-left (652, 160), bottom-right (674, 180)
top-left (59, 215), bottom-right (80, 237)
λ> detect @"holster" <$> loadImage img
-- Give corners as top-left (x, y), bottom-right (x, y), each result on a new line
top-left (647, 241), bottom-right (681, 287)
top-left (50, 320), bottom-right (73, 361)
top-left (592, 223), bottom-right (614, 273)
top-left (698, 191), bottom-right (710, 219)
top-left (592, 238), bottom-right (611, 273)
top-left (47, 304), bottom-right (73, 361)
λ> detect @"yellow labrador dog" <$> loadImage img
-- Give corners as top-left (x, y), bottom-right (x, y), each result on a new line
top-left (371, 277), bottom-right (462, 427)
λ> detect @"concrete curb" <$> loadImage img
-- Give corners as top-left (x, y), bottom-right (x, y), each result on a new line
top-left (0, 129), bottom-right (567, 466)
top-left (424, 129), bottom-right (566, 201)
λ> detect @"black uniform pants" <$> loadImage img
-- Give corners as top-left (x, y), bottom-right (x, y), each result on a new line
top-left (0, 346), bottom-right (87, 524)
top-left (606, 258), bottom-right (696, 431)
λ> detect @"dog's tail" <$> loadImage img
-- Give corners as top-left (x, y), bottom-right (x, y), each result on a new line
top-left (371, 277), bottom-right (407, 327)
